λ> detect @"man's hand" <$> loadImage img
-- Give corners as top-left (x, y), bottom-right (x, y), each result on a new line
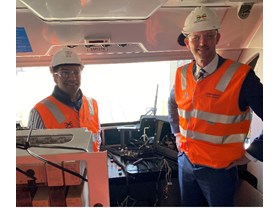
top-left (226, 155), bottom-right (250, 170)
top-left (175, 135), bottom-right (182, 153)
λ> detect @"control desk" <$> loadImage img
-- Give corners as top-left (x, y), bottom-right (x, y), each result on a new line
top-left (101, 115), bottom-right (181, 207)
top-left (16, 116), bottom-right (180, 207)
top-left (104, 145), bottom-right (180, 207)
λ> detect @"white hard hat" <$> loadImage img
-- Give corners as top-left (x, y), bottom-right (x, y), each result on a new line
top-left (178, 6), bottom-right (220, 46)
top-left (51, 48), bottom-right (82, 68)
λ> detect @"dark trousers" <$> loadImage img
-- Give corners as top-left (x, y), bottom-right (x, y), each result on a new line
top-left (178, 152), bottom-right (238, 207)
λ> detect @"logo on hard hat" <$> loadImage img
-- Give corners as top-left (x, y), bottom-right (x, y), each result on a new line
top-left (195, 13), bottom-right (208, 23)
top-left (64, 50), bottom-right (73, 58)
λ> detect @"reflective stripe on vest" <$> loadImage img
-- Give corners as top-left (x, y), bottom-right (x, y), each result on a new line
top-left (40, 99), bottom-right (65, 123)
top-left (177, 60), bottom-right (250, 145)
top-left (179, 126), bottom-right (246, 144)
top-left (41, 98), bottom-right (95, 123)
top-left (181, 64), bottom-right (188, 90)
top-left (215, 61), bottom-right (242, 92)
top-left (180, 61), bottom-right (242, 92)
top-left (86, 97), bottom-right (94, 116)
top-left (91, 133), bottom-right (98, 142)
top-left (178, 108), bottom-right (250, 124)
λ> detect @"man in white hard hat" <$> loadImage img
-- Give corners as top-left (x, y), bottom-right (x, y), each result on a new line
top-left (28, 48), bottom-right (101, 152)
top-left (168, 6), bottom-right (263, 206)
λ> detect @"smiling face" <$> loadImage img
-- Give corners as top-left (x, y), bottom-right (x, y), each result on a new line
top-left (184, 29), bottom-right (221, 68)
top-left (53, 64), bottom-right (83, 100)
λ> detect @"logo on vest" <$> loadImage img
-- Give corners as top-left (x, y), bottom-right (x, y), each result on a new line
top-left (205, 92), bottom-right (220, 99)
top-left (64, 121), bottom-right (73, 128)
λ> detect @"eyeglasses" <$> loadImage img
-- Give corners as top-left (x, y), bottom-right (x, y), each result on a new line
top-left (187, 32), bottom-right (217, 42)
top-left (54, 70), bottom-right (81, 78)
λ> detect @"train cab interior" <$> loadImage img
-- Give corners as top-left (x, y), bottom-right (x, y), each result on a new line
top-left (13, 0), bottom-right (268, 207)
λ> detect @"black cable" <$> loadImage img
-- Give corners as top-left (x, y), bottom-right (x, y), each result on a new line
top-left (16, 144), bottom-right (87, 182)
top-left (24, 124), bottom-right (33, 148)
top-left (16, 143), bottom-right (88, 152)
top-left (33, 145), bottom-right (88, 152)
top-left (107, 150), bottom-right (138, 206)
top-left (26, 148), bottom-right (88, 182)
top-left (154, 158), bottom-right (171, 206)
top-left (16, 126), bottom-right (88, 182)
top-left (16, 167), bottom-right (37, 181)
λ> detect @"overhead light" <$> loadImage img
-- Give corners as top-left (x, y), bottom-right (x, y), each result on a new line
top-left (18, 0), bottom-right (168, 21)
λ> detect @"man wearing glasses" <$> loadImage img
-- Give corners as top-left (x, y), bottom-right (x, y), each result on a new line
top-left (168, 6), bottom-right (263, 206)
top-left (28, 48), bottom-right (101, 152)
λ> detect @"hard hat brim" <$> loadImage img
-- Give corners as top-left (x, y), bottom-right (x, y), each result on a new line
top-left (177, 33), bottom-right (186, 46)
top-left (52, 61), bottom-right (81, 68)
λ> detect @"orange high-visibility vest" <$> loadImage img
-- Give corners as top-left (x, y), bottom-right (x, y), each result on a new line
top-left (174, 59), bottom-right (251, 168)
top-left (34, 95), bottom-right (100, 152)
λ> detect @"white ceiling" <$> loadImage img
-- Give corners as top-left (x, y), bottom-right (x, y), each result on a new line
top-left (16, 0), bottom-right (263, 67)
